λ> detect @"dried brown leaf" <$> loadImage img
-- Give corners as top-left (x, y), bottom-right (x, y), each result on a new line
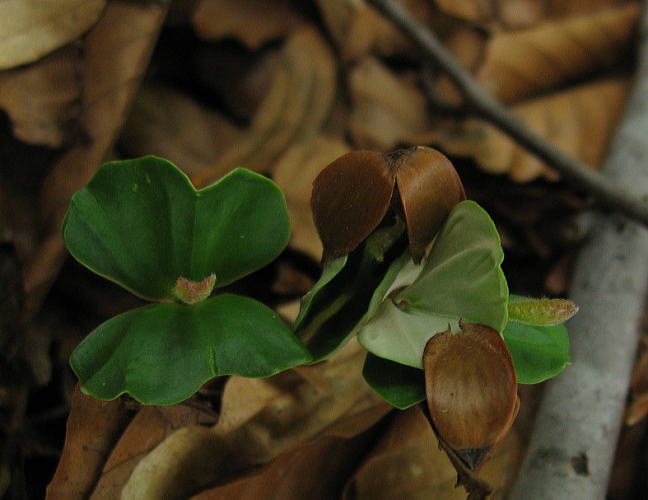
top-left (475, 3), bottom-right (640, 103)
top-left (350, 57), bottom-right (428, 150)
top-left (89, 403), bottom-right (217, 500)
top-left (0, 46), bottom-right (81, 147)
top-left (274, 135), bottom-right (350, 259)
top-left (190, 407), bottom-right (385, 499)
top-left (434, 0), bottom-right (496, 25)
top-left (120, 83), bottom-right (242, 179)
top-left (342, 406), bottom-right (522, 500)
top-left (46, 386), bottom-right (134, 500)
top-left (193, 0), bottom-right (305, 49)
top-left (318, 0), bottom-right (454, 61)
top-left (318, 0), bottom-right (408, 60)
top-left (22, 0), bottom-right (168, 316)
top-left (434, 0), bottom-right (631, 29)
top-left (193, 27), bottom-right (336, 187)
top-left (0, 0), bottom-right (106, 70)
top-left (429, 77), bottom-right (629, 182)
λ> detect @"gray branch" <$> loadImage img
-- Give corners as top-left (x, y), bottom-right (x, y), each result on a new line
top-left (508, 5), bottom-right (648, 499)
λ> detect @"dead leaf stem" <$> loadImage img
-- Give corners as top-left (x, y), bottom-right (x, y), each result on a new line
top-left (365, 0), bottom-right (648, 227)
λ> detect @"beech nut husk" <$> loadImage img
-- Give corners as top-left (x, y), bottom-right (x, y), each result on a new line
top-left (311, 146), bottom-right (466, 263)
top-left (423, 322), bottom-right (519, 471)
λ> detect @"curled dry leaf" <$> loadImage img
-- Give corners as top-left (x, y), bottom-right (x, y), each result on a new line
top-left (88, 403), bottom-right (218, 499)
top-left (424, 323), bottom-right (519, 472)
top-left (342, 406), bottom-right (522, 500)
top-left (434, 27), bottom-right (488, 106)
top-left (193, 27), bottom-right (336, 187)
top-left (434, 0), bottom-right (631, 30)
top-left (190, 407), bottom-right (385, 499)
top-left (193, 0), bottom-right (305, 49)
top-left (428, 77), bottom-right (629, 182)
top-left (312, 146), bottom-right (465, 262)
top-left (625, 337), bottom-right (648, 425)
top-left (273, 135), bottom-right (350, 259)
top-left (350, 57), bottom-right (429, 150)
top-left (0, 0), bottom-right (106, 70)
top-left (46, 386), bottom-right (134, 500)
top-left (120, 83), bottom-right (242, 180)
top-left (0, 45), bottom-right (81, 147)
top-left (317, 0), bottom-right (441, 61)
top-left (22, 0), bottom-right (168, 316)
top-left (476, 3), bottom-right (640, 103)
top-left (193, 0), bottom-right (303, 48)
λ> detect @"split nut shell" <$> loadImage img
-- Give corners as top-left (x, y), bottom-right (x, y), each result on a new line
top-left (423, 322), bottom-right (519, 470)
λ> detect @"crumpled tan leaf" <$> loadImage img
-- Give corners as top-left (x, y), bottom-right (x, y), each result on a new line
top-left (317, 0), bottom-right (457, 61)
top-left (434, 0), bottom-right (630, 29)
top-left (273, 135), bottom-right (350, 259)
top-left (193, 0), bottom-right (305, 49)
top-left (0, 45), bottom-right (81, 147)
top-left (474, 3), bottom-right (641, 103)
top-left (190, 421), bottom-right (382, 500)
top-left (342, 406), bottom-right (522, 500)
top-left (89, 401), bottom-right (218, 500)
top-left (0, 0), bottom-right (107, 70)
top-left (193, 26), bottom-right (336, 187)
top-left (350, 57), bottom-right (429, 150)
top-left (46, 386), bottom-right (134, 500)
top-left (427, 77), bottom-right (629, 182)
top-left (120, 83), bottom-right (242, 180)
top-left (22, 0), bottom-right (168, 317)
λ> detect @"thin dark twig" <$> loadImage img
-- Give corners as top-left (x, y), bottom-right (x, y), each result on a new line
top-left (366, 0), bottom-right (648, 227)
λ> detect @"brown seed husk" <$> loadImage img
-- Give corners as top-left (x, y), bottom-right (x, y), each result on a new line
top-left (311, 150), bottom-right (394, 261)
top-left (392, 146), bottom-right (467, 263)
top-left (423, 322), bottom-right (518, 470)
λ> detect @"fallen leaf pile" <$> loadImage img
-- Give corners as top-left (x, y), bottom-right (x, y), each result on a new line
top-left (0, 0), bottom-right (643, 498)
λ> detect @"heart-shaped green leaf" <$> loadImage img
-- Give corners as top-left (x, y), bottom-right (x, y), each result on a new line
top-left (63, 156), bottom-right (290, 301)
top-left (502, 320), bottom-right (570, 384)
top-left (357, 201), bottom-right (509, 368)
top-left (71, 294), bottom-right (312, 404)
top-left (362, 352), bottom-right (425, 409)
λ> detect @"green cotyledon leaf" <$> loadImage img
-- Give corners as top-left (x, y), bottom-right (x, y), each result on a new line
top-left (71, 294), bottom-right (312, 405)
top-left (62, 156), bottom-right (290, 301)
top-left (357, 201), bottom-right (509, 369)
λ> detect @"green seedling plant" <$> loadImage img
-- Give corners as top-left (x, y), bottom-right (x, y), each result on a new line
top-left (64, 148), bottom-right (576, 484)
top-left (63, 156), bottom-right (311, 405)
top-left (294, 146), bottom-right (577, 482)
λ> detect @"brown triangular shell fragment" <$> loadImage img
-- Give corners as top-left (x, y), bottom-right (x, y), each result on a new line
top-left (392, 146), bottom-right (466, 263)
top-left (311, 150), bottom-right (395, 261)
top-left (423, 322), bottom-right (518, 471)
